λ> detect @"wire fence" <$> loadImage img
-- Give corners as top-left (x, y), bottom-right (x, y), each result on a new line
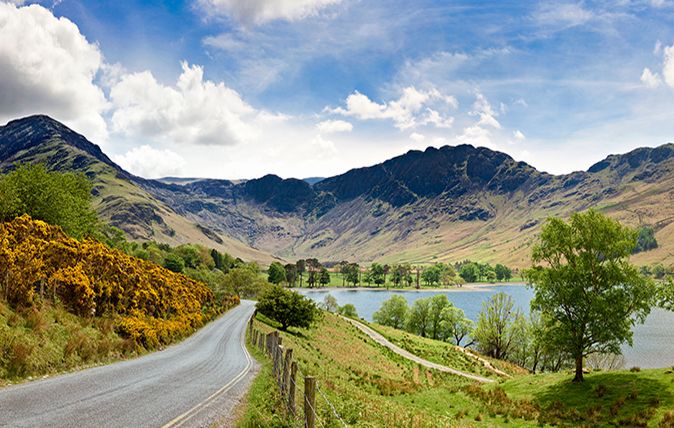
top-left (248, 318), bottom-right (349, 428)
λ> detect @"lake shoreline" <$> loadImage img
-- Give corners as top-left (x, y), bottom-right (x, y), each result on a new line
top-left (293, 282), bottom-right (526, 293)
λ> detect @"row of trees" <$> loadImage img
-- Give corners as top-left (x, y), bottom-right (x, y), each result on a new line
top-left (373, 295), bottom-right (474, 346)
top-left (267, 259), bottom-right (515, 289)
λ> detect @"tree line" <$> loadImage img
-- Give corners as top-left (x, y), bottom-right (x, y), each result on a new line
top-left (267, 259), bottom-right (515, 288)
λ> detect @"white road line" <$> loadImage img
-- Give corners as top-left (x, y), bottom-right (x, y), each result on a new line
top-left (162, 315), bottom-right (254, 428)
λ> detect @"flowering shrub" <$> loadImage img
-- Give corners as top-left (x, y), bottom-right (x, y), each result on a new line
top-left (0, 215), bottom-right (239, 349)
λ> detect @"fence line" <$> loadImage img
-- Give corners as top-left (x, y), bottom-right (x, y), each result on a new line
top-left (247, 317), bottom-right (348, 428)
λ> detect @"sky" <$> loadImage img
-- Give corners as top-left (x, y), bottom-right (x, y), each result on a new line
top-left (1, 0), bottom-right (674, 180)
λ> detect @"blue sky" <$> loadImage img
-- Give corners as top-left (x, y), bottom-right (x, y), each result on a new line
top-left (1, 0), bottom-right (674, 179)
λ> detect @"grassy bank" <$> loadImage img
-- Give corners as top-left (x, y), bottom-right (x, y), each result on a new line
top-left (0, 302), bottom-right (136, 385)
top-left (239, 311), bottom-right (674, 427)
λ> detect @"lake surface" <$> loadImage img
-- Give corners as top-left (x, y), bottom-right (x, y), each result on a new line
top-left (299, 285), bottom-right (674, 369)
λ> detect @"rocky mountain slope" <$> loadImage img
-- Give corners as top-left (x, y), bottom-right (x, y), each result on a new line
top-left (2, 115), bottom-right (673, 267)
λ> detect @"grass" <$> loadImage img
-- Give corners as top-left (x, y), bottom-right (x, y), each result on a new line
top-left (0, 301), bottom-right (136, 385)
top-left (365, 321), bottom-right (529, 379)
top-left (240, 311), bottom-right (541, 427)
top-left (240, 310), bottom-right (674, 427)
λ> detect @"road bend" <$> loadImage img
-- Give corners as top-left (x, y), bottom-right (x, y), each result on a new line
top-left (0, 300), bottom-right (259, 428)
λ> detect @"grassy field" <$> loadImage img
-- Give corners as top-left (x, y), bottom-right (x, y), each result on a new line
top-left (239, 311), bottom-right (674, 427)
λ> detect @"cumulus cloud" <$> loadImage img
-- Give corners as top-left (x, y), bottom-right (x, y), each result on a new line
top-left (197, 0), bottom-right (343, 25)
top-left (110, 61), bottom-right (263, 146)
top-left (641, 67), bottom-right (662, 88)
top-left (663, 44), bottom-right (674, 88)
top-left (470, 93), bottom-right (501, 129)
top-left (316, 119), bottom-right (352, 133)
top-left (0, 2), bottom-right (108, 141)
top-left (113, 145), bottom-right (186, 179)
top-left (513, 130), bottom-right (526, 141)
top-left (329, 87), bottom-right (457, 131)
top-left (409, 132), bottom-right (425, 142)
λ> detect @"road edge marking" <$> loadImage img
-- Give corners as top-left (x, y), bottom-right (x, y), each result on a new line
top-left (162, 310), bottom-right (254, 428)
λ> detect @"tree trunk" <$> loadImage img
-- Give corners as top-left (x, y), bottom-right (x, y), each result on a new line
top-left (573, 356), bottom-right (584, 382)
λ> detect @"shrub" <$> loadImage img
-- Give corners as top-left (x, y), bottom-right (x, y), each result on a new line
top-left (256, 286), bottom-right (320, 331)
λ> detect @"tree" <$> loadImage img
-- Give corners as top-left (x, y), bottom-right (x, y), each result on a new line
top-left (284, 263), bottom-right (298, 287)
top-left (256, 286), bottom-right (320, 331)
top-left (633, 225), bottom-right (658, 253)
top-left (369, 263), bottom-right (385, 286)
top-left (267, 261), bottom-right (287, 285)
top-left (652, 263), bottom-right (666, 279)
top-left (373, 295), bottom-right (408, 329)
top-left (459, 263), bottom-right (479, 283)
top-left (338, 303), bottom-right (358, 318)
top-left (422, 265), bottom-right (442, 287)
top-left (494, 264), bottom-right (512, 282)
top-left (428, 294), bottom-right (449, 339)
top-left (439, 305), bottom-right (474, 346)
top-left (406, 298), bottom-right (432, 337)
top-left (322, 294), bottom-right (339, 312)
top-left (319, 267), bottom-right (331, 287)
top-left (525, 210), bottom-right (656, 382)
top-left (0, 163), bottom-right (97, 238)
top-left (296, 259), bottom-right (306, 287)
top-left (345, 263), bottom-right (360, 286)
top-left (472, 292), bottom-right (521, 360)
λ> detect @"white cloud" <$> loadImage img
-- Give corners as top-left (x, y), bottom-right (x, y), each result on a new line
top-left (640, 67), bottom-right (662, 88)
top-left (202, 33), bottom-right (246, 51)
top-left (113, 145), bottom-right (186, 179)
top-left (316, 119), bottom-right (352, 133)
top-left (0, 2), bottom-right (108, 141)
top-left (409, 132), bottom-right (425, 142)
top-left (654, 40), bottom-right (663, 55)
top-left (197, 0), bottom-right (343, 25)
top-left (110, 61), bottom-right (262, 146)
top-left (513, 130), bottom-right (526, 141)
top-left (470, 93), bottom-right (501, 129)
top-left (532, 3), bottom-right (594, 29)
top-left (663, 44), bottom-right (674, 88)
top-left (329, 87), bottom-right (457, 131)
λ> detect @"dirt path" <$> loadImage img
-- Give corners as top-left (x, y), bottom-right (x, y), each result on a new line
top-left (343, 317), bottom-right (495, 383)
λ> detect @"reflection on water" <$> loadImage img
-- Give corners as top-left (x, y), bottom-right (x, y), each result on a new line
top-left (299, 285), bottom-right (674, 369)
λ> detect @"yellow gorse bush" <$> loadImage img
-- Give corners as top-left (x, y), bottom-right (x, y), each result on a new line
top-left (0, 215), bottom-right (239, 349)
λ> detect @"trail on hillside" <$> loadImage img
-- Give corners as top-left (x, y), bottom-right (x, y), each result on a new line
top-left (343, 317), bottom-right (496, 383)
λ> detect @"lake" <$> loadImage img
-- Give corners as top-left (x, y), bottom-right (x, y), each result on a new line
top-left (299, 285), bottom-right (674, 369)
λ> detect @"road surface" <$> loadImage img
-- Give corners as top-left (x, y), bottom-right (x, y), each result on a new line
top-left (0, 300), bottom-right (259, 428)
top-left (343, 316), bottom-right (495, 383)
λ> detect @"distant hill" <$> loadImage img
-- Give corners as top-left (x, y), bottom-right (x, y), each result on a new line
top-left (2, 115), bottom-right (674, 267)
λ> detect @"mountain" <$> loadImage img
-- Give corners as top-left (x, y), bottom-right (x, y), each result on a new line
top-left (2, 115), bottom-right (674, 267)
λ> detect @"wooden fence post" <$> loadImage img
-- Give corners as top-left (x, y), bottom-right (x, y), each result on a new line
top-left (288, 361), bottom-right (297, 416)
top-left (275, 337), bottom-right (283, 382)
top-left (304, 376), bottom-right (316, 428)
top-left (282, 348), bottom-right (293, 396)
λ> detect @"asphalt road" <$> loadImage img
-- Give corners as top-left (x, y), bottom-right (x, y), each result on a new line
top-left (0, 300), bottom-right (258, 428)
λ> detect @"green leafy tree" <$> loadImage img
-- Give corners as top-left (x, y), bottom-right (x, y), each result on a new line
top-left (422, 265), bottom-right (442, 287)
top-left (428, 294), bottom-right (449, 339)
top-left (652, 263), bottom-right (666, 279)
top-left (0, 163), bottom-right (97, 238)
top-left (373, 295), bottom-right (408, 329)
top-left (319, 266), bottom-right (331, 287)
top-left (256, 286), bottom-right (320, 331)
top-left (406, 297), bottom-right (432, 337)
top-left (223, 265), bottom-right (270, 298)
top-left (345, 263), bottom-right (360, 286)
top-left (296, 259), bottom-right (306, 287)
top-left (439, 305), bottom-right (474, 346)
top-left (633, 225), bottom-right (658, 253)
top-left (338, 303), bottom-right (359, 318)
top-left (525, 210), bottom-right (656, 382)
top-left (369, 263), bottom-right (385, 286)
top-left (322, 294), bottom-right (339, 312)
top-left (267, 261), bottom-right (287, 285)
top-left (459, 263), bottom-right (479, 283)
top-left (472, 292), bottom-right (521, 359)
top-left (494, 264), bottom-right (512, 282)
top-left (284, 263), bottom-right (298, 287)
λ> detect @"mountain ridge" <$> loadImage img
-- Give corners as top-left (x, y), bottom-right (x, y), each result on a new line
top-left (2, 114), bottom-right (674, 267)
